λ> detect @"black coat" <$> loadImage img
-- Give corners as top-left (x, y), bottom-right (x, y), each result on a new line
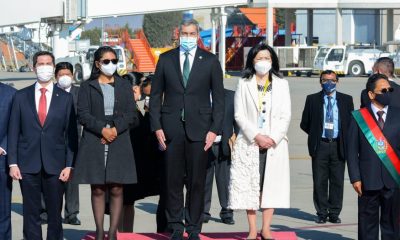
top-left (347, 106), bottom-right (400, 190)
top-left (73, 76), bottom-right (139, 184)
top-left (360, 80), bottom-right (400, 108)
top-left (300, 91), bottom-right (354, 159)
top-left (149, 47), bottom-right (224, 141)
top-left (220, 89), bottom-right (238, 158)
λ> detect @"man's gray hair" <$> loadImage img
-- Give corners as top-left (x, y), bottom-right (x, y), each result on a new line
top-left (179, 19), bottom-right (200, 33)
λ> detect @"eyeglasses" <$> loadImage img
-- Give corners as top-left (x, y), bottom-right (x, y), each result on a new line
top-left (321, 78), bottom-right (338, 83)
top-left (100, 59), bottom-right (118, 64)
top-left (376, 87), bottom-right (394, 94)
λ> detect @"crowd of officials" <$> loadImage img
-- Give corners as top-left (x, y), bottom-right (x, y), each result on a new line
top-left (0, 18), bottom-right (399, 240)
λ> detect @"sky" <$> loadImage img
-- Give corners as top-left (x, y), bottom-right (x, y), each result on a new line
top-left (84, 15), bottom-right (144, 30)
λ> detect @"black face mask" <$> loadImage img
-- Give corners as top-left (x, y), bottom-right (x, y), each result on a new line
top-left (374, 92), bottom-right (391, 106)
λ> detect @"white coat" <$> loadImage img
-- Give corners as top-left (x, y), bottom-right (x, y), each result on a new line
top-left (228, 74), bottom-right (291, 210)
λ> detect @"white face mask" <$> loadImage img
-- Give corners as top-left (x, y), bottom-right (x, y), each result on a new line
top-left (36, 65), bottom-right (54, 82)
top-left (100, 62), bottom-right (117, 76)
top-left (254, 60), bottom-right (272, 75)
top-left (58, 75), bottom-right (72, 89)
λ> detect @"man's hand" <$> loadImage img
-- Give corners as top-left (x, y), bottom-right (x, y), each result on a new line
top-left (254, 134), bottom-right (276, 149)
top-left (102, 128), bottom-right (117, 142)
top-left (204, 132), bottom-right (217, 151)
top-left (155, 129), bottom-right (167, 151)
top-left (59, 168), bottom-right (72, 182)
top-left (352, 181), bottom-right (362, 196)
top-left (9, 166), bottom-right (22, 180)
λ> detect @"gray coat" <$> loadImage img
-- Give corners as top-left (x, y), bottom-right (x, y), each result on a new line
top-left (73, 76), bottom-right (138, 184)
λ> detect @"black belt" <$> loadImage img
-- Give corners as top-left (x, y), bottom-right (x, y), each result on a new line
top-left (321, 138), bottom-right (338, 143)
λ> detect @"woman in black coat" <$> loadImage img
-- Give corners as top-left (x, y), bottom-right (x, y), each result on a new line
top-left (73, 46), bottom-right (138, 240)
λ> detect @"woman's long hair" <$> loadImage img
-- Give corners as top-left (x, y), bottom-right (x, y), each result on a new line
top-left (89, 46), bottom-right (119, 80)
top-left (242, 41), bottom-right (281, 81)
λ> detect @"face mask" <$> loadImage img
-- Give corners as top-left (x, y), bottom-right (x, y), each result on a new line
top-left (58, 76), bottom-right (72, 89)
top-left (180, 37), bottom-right (197, 51)
top-left (36, 65), bottom-right (54, 82)
top-left (100, 62), bottom-right (117, 76)
top-left (322, 81), bottom-right (336, 94)
top-left (374, 92), bottom-right (391, 106)
top-left (254, 61), bottom-right (272, 75)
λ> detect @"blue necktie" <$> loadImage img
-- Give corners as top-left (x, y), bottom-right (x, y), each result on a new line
top-left (325, 96), bottom-right (334, 139)
top-left (183, 51), bottom-right (190, 87)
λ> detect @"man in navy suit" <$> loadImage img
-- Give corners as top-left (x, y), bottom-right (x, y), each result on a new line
top-left (0, 82), bottom-right (16, 240)
top-left (347, 73), bottom-right (400, 240)
top-left (8, 51), bottom-right (78, 240)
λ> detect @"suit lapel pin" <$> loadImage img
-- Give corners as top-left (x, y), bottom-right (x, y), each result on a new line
top-left (56, 94), bottom-right (59, 96)
top-left (199, 56), bottom-right (203, 59)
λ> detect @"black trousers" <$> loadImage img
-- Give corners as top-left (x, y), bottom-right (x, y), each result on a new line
top-left (203, 143), bottom-right (233, 220)
top-left (358, 188), bottom-right (400, 240)
top-left (164, 121), bottom-right (208, 234)
top-left (312, 141), bottom-right (345, 218)
top-left (0, 169), bottom-right (12, 240)
top-left (63, 181), bottom-right (79, 220)
top-left (20, 170), bottom-right (64, 240)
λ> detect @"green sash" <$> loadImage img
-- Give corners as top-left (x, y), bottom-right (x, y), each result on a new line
top-left (352, 108), bottom-right (400, 186)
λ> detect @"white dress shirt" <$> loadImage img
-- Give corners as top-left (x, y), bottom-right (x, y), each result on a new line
top-left (180, 46), bottom-right (197, 73)
top-left (57, 83), bottom-right (71, 93)
top-left (371, 103), bottom-right (388, 122)
top-left (35, 82), bottom-right (54, 113)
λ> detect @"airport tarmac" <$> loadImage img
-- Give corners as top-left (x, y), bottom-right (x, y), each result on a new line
top-left (1, 71), bottom-right (370, 240)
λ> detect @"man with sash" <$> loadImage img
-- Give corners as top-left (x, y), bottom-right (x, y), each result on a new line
top-left (347, 73), bottom-right (400, 240)
top-left (301, 70), bottom-right (354, 224)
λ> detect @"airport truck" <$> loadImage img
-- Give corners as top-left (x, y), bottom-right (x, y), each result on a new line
top-left (313, 45), bottom-right (389, 77)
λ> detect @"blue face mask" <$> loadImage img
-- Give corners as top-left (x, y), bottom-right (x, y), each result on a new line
top-left (322, 81), bottom-right (336, 94)
top-left (180, 37), bottom-right (197, 51)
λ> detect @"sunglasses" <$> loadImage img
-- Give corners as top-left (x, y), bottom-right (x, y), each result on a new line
top-left (376, 87), bottom-right (394, 94)
top-left (100, 59), bottom-right (118, 64)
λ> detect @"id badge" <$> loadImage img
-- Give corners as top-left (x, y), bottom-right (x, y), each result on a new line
top-left (324, 122), bottom-right (334, 130)
top-left (258, 115), bottom-right (264, 129)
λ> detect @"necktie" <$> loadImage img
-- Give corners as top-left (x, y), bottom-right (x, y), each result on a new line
top-left (38, 88), bottom-right (47, 126)
top-left (377, 110), bottom-right (385, 130)
top-left (183, 51), bottom-right (190, 87)
top-left (325, 96), bottom-right (334, 139)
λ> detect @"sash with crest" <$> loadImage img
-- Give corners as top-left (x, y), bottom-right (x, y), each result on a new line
top-left (352, 108), bottom-right (400, 186)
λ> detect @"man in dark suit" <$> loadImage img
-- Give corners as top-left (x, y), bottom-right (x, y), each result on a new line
top-left (203, 89), bottom-right (236, 225)
top-left (55, 62), bottom-right (81, 225)
top-left (150, 19), bottom-right (224, 240)
top-left (347, 73), bottom-right (400, 240)
top-left (8, 51), bottom-right (78, 240)
top-left (301, 70), bottom-right (354, 224)
top-left (360, 57), bottom-right (400, 108)
top-left (0, 82), bottom-right (16, 240)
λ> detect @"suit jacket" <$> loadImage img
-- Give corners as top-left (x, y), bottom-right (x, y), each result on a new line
top-left (360, 80), bottom-right (400, 108)
top-left (7, 84), bottom-right (78, 175)
top-left (347, 105), bottom-right (400, 190)
top-left (149, 47), bottom-right (224, 141)
top-left (300, 91), bottom-right (354, 159)
top-left (220, 89), bottom-right (238, 158)
top-left (0, 83), bottom-right (16, 171)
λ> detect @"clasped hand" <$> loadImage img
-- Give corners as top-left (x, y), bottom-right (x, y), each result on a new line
top-left (254, 134), bottom-right (275, 149)
top-left (101, 127), bottom-right (117, 144)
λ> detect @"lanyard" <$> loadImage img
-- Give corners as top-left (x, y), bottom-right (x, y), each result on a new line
top-left (258, 79), bottom-right (270, 112)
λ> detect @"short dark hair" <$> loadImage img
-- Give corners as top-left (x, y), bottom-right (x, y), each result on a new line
top-left (55, 62), bottom-right (73, 76)
top-left (141, 74), bottom-right (154, 88)
top-left (375, 57), bottom-right (394, 77)
top-left (122, 72), bottom-right (143, 86)
top-left (366, 73), bottom-right (389, 92)
top-left (33, 51), bottom-right (55, 67)
top-left (319, 70), bottom-right (339, 83)
top-left (242, 41), bottom-right (281, 81)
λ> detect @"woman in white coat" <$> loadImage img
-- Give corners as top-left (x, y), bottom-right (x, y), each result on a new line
top-left (228, 42), bottom-right (291, 240)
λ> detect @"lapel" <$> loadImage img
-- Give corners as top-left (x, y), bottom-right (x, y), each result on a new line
top-left (186, 48), bottom-right (203, 89)
top-left (336, 92), bottom-right (343, 127)
top-left (89, 79), bottom-right (103, 97)
top-left (246, 75), bottom-right (259, 110)
top-left (43, 85), bottom-right (60, 128)
top-left (27, 84), bottom-right (41, 126)
top-left (171, 48), bottom-right (185, 88)
top-left (318, 91), bottom-right (324, 129)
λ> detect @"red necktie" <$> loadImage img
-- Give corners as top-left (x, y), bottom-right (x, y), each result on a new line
top-left (38, 88), bottom-right (47, 126)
